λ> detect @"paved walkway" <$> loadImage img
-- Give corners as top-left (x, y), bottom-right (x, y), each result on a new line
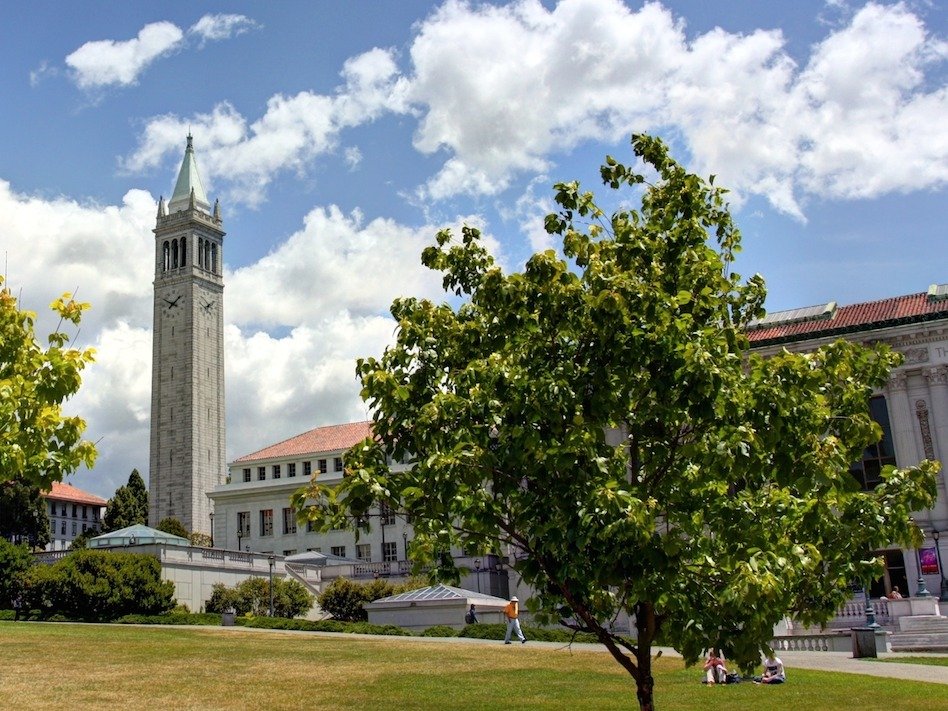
top-left (210, 625), bottom-right (948, 685)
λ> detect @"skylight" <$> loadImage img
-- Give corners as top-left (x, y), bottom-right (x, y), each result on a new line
top-left (748, 302), bottom-right (837, 330)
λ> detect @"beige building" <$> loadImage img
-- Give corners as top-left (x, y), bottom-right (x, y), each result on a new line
top-left (748, 284), bottom-right (948, 599)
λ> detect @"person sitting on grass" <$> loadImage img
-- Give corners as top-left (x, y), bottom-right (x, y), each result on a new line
top-left (759, 653), bottom-right (786, 684)
top-left (703, 649), bottom-right (727, 684)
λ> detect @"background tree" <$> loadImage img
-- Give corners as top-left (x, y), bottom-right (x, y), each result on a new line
top-left (297, 135), bottom-right (939, 711)
top-left (0, 279), bottom-right (96, 489)
top-left (315, 577), bottom-right (424, 622)
top-left (155, 517), bottom-right (189, 539)
top-left (0, 478), bottom-right (51, 549)
top-left (103, 469), bottom-right (148, 532)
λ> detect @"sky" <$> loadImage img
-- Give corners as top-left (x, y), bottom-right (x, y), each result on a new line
top-left (0, 0), bottom-right (945, 501)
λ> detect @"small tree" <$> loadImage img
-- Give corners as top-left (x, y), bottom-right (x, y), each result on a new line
top-left (297, 135), bottom-right (939, 710)
top-left (0, 539), bottom-right (33, 607)
top-left (0, 280), bottom-right (97, 490)
top-left (316, 576), bottom-right (423, 621)
top-left (103, 469), bottom-right (149, 532)
top-left (155, 517), bottom-right (189, 539)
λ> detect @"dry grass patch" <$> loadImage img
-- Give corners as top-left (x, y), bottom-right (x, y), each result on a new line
top-left (3, 623), bottom-right (948, 710)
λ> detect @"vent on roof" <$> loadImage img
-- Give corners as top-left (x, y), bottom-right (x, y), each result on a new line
top-left (928, 284), bottom-right (948, 302)
top-left (748, 301), bottom-right (837, 330)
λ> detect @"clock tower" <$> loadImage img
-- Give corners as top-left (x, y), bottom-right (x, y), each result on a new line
top-left (148, 135), bottom-right (226, 535)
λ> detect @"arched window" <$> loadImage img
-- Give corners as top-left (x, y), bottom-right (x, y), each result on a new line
top-left (198, 239), bottom-right (204, 269)
top-left (180, 237), bottom-right (187, 267)
top-left (205, 241), bottom-right (212, 272)
top-left (162, 242), bottom-right (170, 271)
top-left (172, 241), bottom-right (179, 268)
top-left (211, 244), bottom-right (218, 274)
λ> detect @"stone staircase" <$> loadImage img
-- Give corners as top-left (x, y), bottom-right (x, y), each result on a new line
top-left (889, 615), bottom-right (948, 652)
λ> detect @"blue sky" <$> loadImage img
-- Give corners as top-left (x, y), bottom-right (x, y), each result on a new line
top-left (0, 1), bottom-right (945, 500)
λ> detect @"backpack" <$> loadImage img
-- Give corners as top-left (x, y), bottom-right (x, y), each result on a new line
top-left (464, 611), bottom-right (475, 624)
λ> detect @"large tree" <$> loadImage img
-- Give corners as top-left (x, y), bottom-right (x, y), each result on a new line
top-left (0, 280), bottom-right (97, 489)
top-left (103, 469), bottom-right (149, 532)
top-left (297, 136), bottom-right (938, 710)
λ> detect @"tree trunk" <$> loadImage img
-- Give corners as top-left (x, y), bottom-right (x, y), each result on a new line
top-left (635, 602), bottom-right (657, 711)
top-left (635, 674), bottom-right (655, 711)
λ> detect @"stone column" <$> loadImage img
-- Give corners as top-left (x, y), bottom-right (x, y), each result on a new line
top-left (887, 372), bottom-right (920, 468)
top-left (923, 366), bottom-right (948, 524)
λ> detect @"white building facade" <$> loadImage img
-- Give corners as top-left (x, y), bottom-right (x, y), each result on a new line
top-left (43, 481), bottom-right (107, 551)
top-left (748, 284), bottom-right (948, 599)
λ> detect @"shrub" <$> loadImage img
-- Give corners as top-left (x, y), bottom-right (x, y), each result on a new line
top-left (422, 625), bottom-right (458, 637)
top-left (20, 550), bottom-right (175, 621)
top-left (317, 576), bottom-right (427, 622)
top-left (204, 577), bottom-right (312, 618)
top-left (116, 612), bottom-right (221, 626)
top-left (155, 517), bottom-right (190, 539)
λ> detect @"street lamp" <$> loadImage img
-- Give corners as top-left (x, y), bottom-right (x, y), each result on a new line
top-left (912, 520), bottom-right (932, 597)
top-left (209, 512), bottom-right (214, 548)
top-left (402, 531), bottom-right (408, 561)
top-left (474, 558), bottom-right (481, 593)
top-left (863, 585), bottom-right (878, 627)
top-left (268, 555), bottom-right (275, 617)
top-left (237, 527), bottom-right (243, 552)
top-left (933, 530), bottom-right (948, 602)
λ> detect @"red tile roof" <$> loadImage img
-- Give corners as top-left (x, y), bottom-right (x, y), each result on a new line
top-left (232, 421), bottom-right (373, 464)
top-left (748, 291), bottom-right (948, 346)
top-left (43, 481), bottom-right (107, 506)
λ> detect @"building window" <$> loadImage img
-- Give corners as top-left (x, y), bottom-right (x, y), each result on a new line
top-left (82, 506), bottom-right (87, 519)
top-left (850, 396), bottom-right (897, 491)
top-left (334, 457), bottom-right (343, 473)
top-left (93, 509), bottom-right (100, 521)
top-left (318, 459), bottom-right (327, 474)
top-left (330, 546), bottom-right (346, 558)
top-left (258, 466), bottom-right (266, 481)
top-left (273, 464), bottom-right (281, 479)
top-left (260, 509), bottom-right (273, 536)
top-left (60, 521), bottom-right (66, 535)
top-left (283, 550), bottom-right (296, 557)
top-left (71, 522), bottom-right (77, 536)
top-left (282, 507), bottom-right (297, 535)
top-left (50, 520), bottom-right (56, 535)
top-left (383, 541), bottom-right (397, 562)
top-left (288, 463), bottom-right (296, 478)
top-left (380, 502), bottom-right (395, 526)
top-left (238, 511), bottom-right (250, 535)
top-left (50, 502), bottom-right (56, 515)
top-left (303, 461), bottom-right (311, 477)
top-left (243, 468), bottom-right (251, 482)
top-left (356, 543), bottom-right (371, 561)
top-left (60, 504), bottom-right (66, 516)
top-left (306, 547), bottom-right (322, 553)
top-left (82, 523), bottom-right (88, 532)
top-left (72, 504), bottom-right (77, 517)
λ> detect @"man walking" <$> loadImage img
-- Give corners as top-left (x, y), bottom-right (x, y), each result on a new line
top-left (504, 596), bottom-right (526, 644)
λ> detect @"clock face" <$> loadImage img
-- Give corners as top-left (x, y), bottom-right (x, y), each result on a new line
top-left (199, 296), bottom-right (217, 317)
top-left (161, 290), bottom-right (183, 318)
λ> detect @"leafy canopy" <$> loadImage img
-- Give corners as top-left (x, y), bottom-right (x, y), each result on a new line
top-left (0, 279), bottom-right (96, 489)
top-left (296, 135), bottom-right (938, 710)
top-left (103, 469), bottom-right (149, 532)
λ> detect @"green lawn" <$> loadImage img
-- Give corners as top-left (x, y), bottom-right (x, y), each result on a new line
top-left (875, 656), bottom-right (948, 667)
top-left (1, 622), bottom-right (946, 710)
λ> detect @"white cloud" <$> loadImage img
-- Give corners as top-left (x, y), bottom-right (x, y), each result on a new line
top-left (65, 21), bottom-right (185, 89)
top-left (189, 14), bottom-right (260, 44)
top-left (404, 0), bottom-right (946, 215)
top-left (344, 146), bottom-right (363, 170)
top-left (123, 48), bottom-right (410, 206)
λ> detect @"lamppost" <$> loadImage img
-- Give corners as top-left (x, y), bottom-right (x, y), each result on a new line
top-left (474, 558), bottom-right (482, 593)
top-left (237, 527), bottom-right (243, 552)
top-left (209, 512), bottom-right (214, 548)
top-left (863, 585), bottom-right (878, 627)
top-left (933, 530), bottom-right (948, 602)
top-left (912, 520), bottom-right (932, 597)
top-left (402, 531), bottom-right (408, 561)
top-left (268, 555), bottom-right (275, 617)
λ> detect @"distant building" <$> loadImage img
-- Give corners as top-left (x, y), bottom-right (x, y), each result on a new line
top-left (42, 481), bottom-right (107, 551)
top-left (748, 284), bottom-right (948, 598)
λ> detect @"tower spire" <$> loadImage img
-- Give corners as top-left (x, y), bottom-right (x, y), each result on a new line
top-left (168, 134), bottom-right (210, 214)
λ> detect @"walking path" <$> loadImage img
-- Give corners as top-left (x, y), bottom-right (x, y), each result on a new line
top-left (212, 625), bottom-right (948, 685)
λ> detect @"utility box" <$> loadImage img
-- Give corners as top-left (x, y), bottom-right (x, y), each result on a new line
top-left (851, 627), bottom-right (878, 658)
